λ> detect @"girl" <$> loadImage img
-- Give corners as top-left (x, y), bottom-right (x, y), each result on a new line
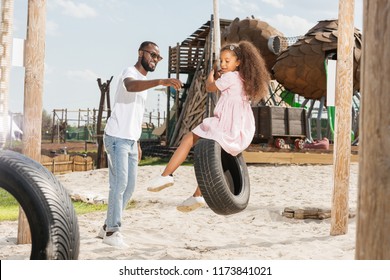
top-left (147, 40), bottom-right (271, 212)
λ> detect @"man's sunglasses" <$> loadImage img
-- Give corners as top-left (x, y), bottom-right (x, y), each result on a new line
top-left (142, 49), bottom-right (163, 61)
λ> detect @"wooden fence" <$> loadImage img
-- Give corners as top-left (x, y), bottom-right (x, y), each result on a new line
top-left (41, 154), bottom-right (94, 174)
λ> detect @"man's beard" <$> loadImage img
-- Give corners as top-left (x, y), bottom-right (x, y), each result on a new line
top-left (141, 56), bottom-right (155, 72)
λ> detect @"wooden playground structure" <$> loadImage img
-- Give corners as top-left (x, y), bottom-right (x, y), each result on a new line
top-left (40, 154), bottom-right (93, 175)
top-left (155, 15), bottom-right (361, 165)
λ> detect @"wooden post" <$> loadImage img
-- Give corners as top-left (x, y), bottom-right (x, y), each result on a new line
top-left (213, 0), bottom-right (221, 64)
top-left (0, 0), bottom-right (14, 149)
top-left (165, 46), bottom-right (172, 144)
top-left (19, 0), bottom-right (47, 244)
top-left (206, 15), bottom-right (214, 118)
top-left (51, 109), bottom-right (55, 142)
top-left (78, 109), bottom-right (81, 128)
top-left (330, 0), bottom-right (355, 236)
top-left (175, 42), bottom-right (180, 123)
top-left (96, 77), bottom-right (112, 169)
top-left (355, 0), bottom-right (390, 259)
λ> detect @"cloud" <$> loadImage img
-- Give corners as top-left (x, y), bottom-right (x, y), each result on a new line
top-left (266, 14), bottom-right (314, 36)
top-left (262, 0), bottom-right (284, 9)
top-left (66, 69), bottom-right (99, 81)
top-left (223, 0), bottom-right (259, 13)
top-left (56, 0), bottom-right (98, 18)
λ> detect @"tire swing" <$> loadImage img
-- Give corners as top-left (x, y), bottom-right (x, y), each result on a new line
top-left (0, 150), bottom-right (80, 259)
top-left (194, 139), bottom-right (250, 215)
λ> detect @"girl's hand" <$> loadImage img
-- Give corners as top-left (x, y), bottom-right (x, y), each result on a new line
top-left (213, 64), bottom-right (221, 80)
top-left (206, 70), bottom-right (219, 92)
top-left (207, 69), bottom-right (215, 84)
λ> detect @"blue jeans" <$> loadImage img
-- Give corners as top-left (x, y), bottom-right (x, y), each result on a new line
top-left (103, 134), bottom-right (138, 233)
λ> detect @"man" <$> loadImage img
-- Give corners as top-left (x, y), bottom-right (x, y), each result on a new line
top-left (98, 41), bottom-right (182, 247)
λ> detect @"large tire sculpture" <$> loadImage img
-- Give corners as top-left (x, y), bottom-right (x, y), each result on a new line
top-left (0, 150), bottom-right (80, 259)
top-left (194, 139), bottom-right (250, 215)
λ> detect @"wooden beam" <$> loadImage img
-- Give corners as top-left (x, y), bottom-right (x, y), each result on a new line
top-left (0, 0), bottom-right (14, 148)
top-left (175, 42), bottom-right (180, 123)
top-left (243, 150), bottom-right (358, 165)
top-left (96, 77), bottom-right (112, 169)
top-left (330, 0), bottom-right (355, 236)
top-left (19, 0), bottom-right (47, 244)
top-left (355, 0), bottom-right (390, 259)
top-left (213, 0), bottom-right (221, 63)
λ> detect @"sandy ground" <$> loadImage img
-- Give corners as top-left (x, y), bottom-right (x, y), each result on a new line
top-left (0, 163), bottom-right (359, 260)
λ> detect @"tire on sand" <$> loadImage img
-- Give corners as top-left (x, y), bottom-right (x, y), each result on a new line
top-left (194, 139), bottom-right (250, 215)
top-left (0, 150), bottom-right (80, 259)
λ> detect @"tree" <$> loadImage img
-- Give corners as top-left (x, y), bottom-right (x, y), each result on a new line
top-left (41, 109), bottom-right (52, 135)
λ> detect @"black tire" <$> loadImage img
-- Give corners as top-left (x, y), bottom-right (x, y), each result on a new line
top-left (0, 150), bottom-right (79, 260)
top-left (194, 139), bottom-right (250, 215)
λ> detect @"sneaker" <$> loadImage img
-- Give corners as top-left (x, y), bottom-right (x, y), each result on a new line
top-left (97, 226), bottom-right (105, 239)
top-left (147, 175), bottom-right (174, 192)
top-left (176, 196), bottom-right (206, 212)
top-left (103, 232), bottom-right (129, 248)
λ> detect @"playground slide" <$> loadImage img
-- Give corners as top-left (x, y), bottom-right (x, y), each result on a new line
top-left (326, 59), bottom-right (354, 141)
top-left (280, 90), bottom-right (301, 108)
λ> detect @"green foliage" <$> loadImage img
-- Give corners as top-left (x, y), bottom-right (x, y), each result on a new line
top-left (138, 157), bottom-right (170, 166)
top-left (0, 188), bottom-right (20, 220)
top-left (0, 188), bottom-right (18, 207)
top-left (139, 156), bottom-right (193, 166)
top-left (69, 201), bottom-right (107, 215)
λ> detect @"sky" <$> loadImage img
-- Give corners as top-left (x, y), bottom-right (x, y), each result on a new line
top-left (6, 0), bottom-right (363, 123)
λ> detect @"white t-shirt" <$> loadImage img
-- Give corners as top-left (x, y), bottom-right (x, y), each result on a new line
top-left (104, 66), bottom-right (147, 140)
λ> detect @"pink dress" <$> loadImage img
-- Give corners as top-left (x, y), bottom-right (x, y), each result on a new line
top-left (192, 71), bottom-right (255, 156)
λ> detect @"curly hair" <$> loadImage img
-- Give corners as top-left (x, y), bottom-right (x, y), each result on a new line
top-left (220, 41), bottom-right (271, 103)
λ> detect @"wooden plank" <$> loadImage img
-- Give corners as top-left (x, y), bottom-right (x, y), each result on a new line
top-left (243, 150), bottom-right (358, 165)
top-left (19, 0), bottom-right (47, 245)
top-left (0, 0), bottom-right (13, 148)
top-left (282, 207), bottom-right (355, 220)
top-left (73, 155), bottom-right (93, 172)
top-left (330, 0), bottom-right (355, 236)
